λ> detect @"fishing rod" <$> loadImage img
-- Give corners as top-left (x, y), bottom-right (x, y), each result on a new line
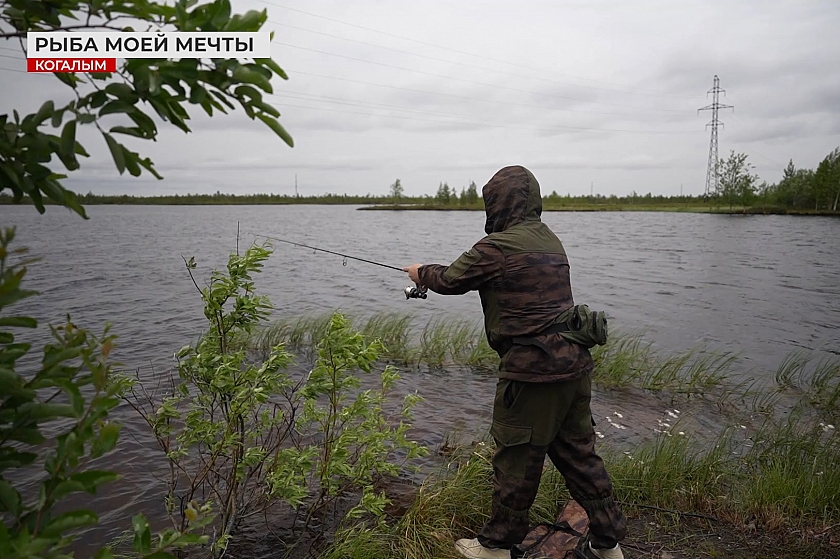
top-left (249, 232), bottom-right (428, 299)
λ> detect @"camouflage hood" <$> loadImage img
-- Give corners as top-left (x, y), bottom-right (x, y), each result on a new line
top-left (483, 165), bottom-right (543, 234)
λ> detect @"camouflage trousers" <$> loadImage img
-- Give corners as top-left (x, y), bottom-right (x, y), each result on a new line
top-left (477, 373), bottom-right (627, 550)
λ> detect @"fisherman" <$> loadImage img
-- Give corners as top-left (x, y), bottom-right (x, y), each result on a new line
top-left (403, 166), bottom-right (627, 559)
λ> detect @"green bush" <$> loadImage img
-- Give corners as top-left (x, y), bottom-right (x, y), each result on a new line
top-left (124, 244), bottom-right (426, 557)
top-left (0, 227), bottom-right (208, 559)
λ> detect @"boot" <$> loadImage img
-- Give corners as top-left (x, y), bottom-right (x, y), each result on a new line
top-left (455, 538), bottom-right (511, 559)
top-left (576, 536), bottom-right (624, 559)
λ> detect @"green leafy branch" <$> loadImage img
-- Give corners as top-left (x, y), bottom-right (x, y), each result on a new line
top-left (0, 0), bottom-right (293, 218)
top-left (0, 226), bottom-right (210, 559)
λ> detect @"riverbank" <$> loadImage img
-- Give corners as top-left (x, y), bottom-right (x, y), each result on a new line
top-left (358, 204), bottom-right (840, 215)
top-left (244, 312), bottom-right (840, 559)
top-left (3, 195), bottom-right (838, 216)
top-left (322, 431), bottom-right (840, 559)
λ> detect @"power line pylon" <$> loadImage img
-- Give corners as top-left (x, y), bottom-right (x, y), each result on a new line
top-left (698, 75), bottom-right (734, 197)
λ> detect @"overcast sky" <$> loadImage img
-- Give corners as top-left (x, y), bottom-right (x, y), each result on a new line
top-left (1, 0), bottom-right (839, 197)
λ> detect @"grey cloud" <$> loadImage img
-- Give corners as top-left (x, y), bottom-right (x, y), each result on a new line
top-left (727, 116), bottom-right (834, 144)
top-left (533, 155), bottom-right (684, 171)
top-left (526, 85), bottom-right (604, 113)
top-left (434, 155), bottom-right (685, 173)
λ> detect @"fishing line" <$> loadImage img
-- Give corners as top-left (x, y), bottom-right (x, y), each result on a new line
top-left (247, 232), bottom-right (428, 299)
top-left (249, 232), bottom-right (404, 272)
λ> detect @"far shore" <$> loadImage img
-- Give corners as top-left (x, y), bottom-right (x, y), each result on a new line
top-left (358, 204), bottom-right (840, 216)
top-left (2, 195), bottom-right (838, 216)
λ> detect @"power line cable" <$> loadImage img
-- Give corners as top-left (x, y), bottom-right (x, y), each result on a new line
top-left (1, 2), bottom-right (697, 102)
top-left (728, 112), bottom-right (786, 169)
top-left (273, 90), bottom-right (480, 120)
top-left (0, 66), bottom-right (693, 134)
top-left (0, 63), bottom-right (693, 134)
top-left (272, 39), bottom-right (689, 114)
top-left (267, 95), bottom-right (696, 134)
top-left (276, 83), bottom-right (681, 121)
top-left (2, 42), bottom-right (686, 118)
top-left (267, 18), bottom-right (698, 102)
top-left (256, 0), bottom-right (696, 99)
top-left (267, 92), bottom-right (695, 134)
top-left (0, 65), bottom-right (30, 74)
top-left (283, 68), bottom-right (694, 123)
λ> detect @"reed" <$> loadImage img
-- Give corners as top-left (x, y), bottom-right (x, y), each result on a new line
top-left (250, 312), bottom-right (837, 413)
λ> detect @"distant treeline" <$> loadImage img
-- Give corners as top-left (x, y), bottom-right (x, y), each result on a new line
top-left (411, 147), bottom-right (840, 214)
top-left (1, 190), bottom-right (835, 215)
top-left (0, 190), bottom-right (719, 209)
top-left (6, 192), bottom-right (392, 205)
top-left (1, 147), bottom-right (837, 214)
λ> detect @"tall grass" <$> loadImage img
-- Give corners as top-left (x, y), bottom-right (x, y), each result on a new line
top-left (590, 334), bottom-right (733, 395)
top-left (249, 311), bottom-right (498, 370)
top-left (607, 416), bottom-right (839, 540)
top-left (251, 312), bottom-right (734, 395)
top-left (770, 350), bottom-right (840, 423)
top-left (810, 359), bottom-right (840, 420)
top-left (251, 313), bottom-right (333, 359)
top-left (249, 312), bottom-right (840, 432)
top-left (361, 312), bottom-right (413, 361)
top-left (740, 415), bottom-right (840, 525)
top-left (323, 413), bottom-right (839, 559)
top-left (606, 427), bottom-right (735, 515)
top-left (321, 443), bottom-right (568, 559)
top-left (417, 317), bottom-right (492, 368)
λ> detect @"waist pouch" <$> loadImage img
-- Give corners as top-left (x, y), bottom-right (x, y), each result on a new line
top-left (509, 304), bottom-right (608, 352)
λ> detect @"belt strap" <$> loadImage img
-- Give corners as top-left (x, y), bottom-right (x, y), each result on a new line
top-left (509, 321), bottom-right (571, 354)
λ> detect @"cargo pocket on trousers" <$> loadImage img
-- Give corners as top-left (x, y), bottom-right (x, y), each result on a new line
top-left (490, 420), bottom-right (533, 478)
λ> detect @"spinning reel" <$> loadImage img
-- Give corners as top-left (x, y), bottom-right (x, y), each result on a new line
top-left (404, 284), bottom-right (428, 300)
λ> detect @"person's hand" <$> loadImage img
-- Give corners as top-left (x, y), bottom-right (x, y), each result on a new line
top-left (402, 263), bottom-right (422, 284)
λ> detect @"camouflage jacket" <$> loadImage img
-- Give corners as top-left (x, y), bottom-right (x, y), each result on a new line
top-left (418, 165), bottom-right (594, 382)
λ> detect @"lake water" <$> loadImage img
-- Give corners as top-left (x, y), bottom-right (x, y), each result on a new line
top-left (6, 204), bottom-right (837, 370)
top-left (1, 204), bottom-right (838, 549)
